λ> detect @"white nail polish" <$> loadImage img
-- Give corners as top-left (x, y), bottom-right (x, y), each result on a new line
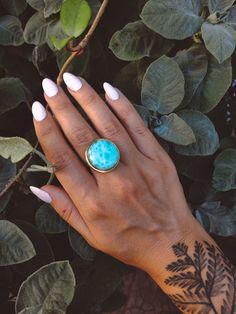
top-left (30, 186), bottom-right (52, 203)
top-left (103, 82), bottom-right (119, 101)
top-left (63, 72), bottom-right (82, 92)
top-left (32, 101), bottom-right (47, 122)
top-left (42, 78), bottom-right (59, 98)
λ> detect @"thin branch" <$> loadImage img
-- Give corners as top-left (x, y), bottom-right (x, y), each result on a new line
top-left (57, 0), bottom-right (109, 85)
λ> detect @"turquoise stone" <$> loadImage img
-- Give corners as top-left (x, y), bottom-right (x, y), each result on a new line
top-left (86, 139), bottom-right (120, 172)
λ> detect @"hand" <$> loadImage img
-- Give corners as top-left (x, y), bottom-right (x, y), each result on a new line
top-left (30, 73), bottom-right (201, 273)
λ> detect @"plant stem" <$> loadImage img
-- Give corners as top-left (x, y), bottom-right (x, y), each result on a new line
top-left (56, 0), bottom-right (109, 85)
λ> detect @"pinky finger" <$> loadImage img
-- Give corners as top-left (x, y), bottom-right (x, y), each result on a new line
top-left (30, 185), bottom-right (90, 239)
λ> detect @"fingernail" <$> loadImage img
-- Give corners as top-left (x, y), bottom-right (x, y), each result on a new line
top-left (42, 78), bottom-right (59, 98)
top-left (30, 186), bottom-right (52, 203)
top-left (32, 101), bottom-right (47, 122)
top-left (63, 72), bottom-right (82, 92)
top-left (103, 82), bottom-right (119, 101)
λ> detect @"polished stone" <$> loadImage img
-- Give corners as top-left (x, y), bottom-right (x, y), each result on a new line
top-left (86, 139), bottom-right (120, 172)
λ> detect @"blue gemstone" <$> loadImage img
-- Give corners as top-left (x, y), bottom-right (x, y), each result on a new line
top-left (86, 139), bottom-right (120, 172)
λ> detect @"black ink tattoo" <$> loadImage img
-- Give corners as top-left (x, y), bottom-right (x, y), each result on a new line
top-left (165, 241), bottom-right (236, 313)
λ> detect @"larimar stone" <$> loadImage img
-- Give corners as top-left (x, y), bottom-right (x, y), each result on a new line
top-left (86, 139), bottom-right (120, 172)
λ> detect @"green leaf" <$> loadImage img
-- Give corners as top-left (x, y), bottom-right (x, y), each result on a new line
top-left (68, 226), bottom-right (97, 261)
top-left (23, 12), bottom-right (50, 45)
top-left (141, 0), bottom-right (203, 40)
top-left (0, 77), bottom-right (32, 115)
top-left (35, 204), bottom-right (68, 234)
top-left (25, 0), bottom-right (44, 11)
top-left (0, 15), bottom-right (24, 46)
top-left (141, 55), bottom-right (185, 114)
top-left (0, 0), bottom-right (27, 16)
top-left (16, 261), bottom-right (76, 313)
top-left (226, 5), bottom-right (236, 29)
top-left (44, 0), bottom-right (63, 18)
top-left (0, 220), bottom-right (36, 266)
top-left (174, 44), bottom-right (208, 108)
top-left (0, 156), bottom-right (16, 192)
top-left (0, 191), bottom-right (13, 214)
top-left (213, 149), bottom-right (236, 191)
top-left (154, 113), bottom-right (196, 145)
top-left (175, 110), bottom-right (219, 156)
top-left (190, 55), bottom-right (232, 113)
top-left (109, 20), bottom-right (174, 62)
top-left (208, 0), bottom-right (235, 13)
top-left (60, 0), bottom-right (92, 37)
top-left (48, 19), bottom-right (72, 50)
top-left (202, 22), bottom-right (236, 64)
top-left (0, 137), bottom-right (33, 163)
top-left (134, 104), bottom-right (152, 127)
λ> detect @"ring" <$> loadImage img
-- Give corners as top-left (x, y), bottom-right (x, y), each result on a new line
top-left (85, 139), bottom-right (120, 173)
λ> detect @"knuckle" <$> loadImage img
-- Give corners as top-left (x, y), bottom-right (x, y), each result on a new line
top-left (132, 124), bottom-right (148, 137)
top-left (84, 92), bottom-right (97, 108)
top-left (49, 151), bottom-right (73, 172)
top-left (70, 126), bottom-right (94, 146)
top-left (102, 121), bottom-right (121, 138)
top-left (39, 125), bottom-right (53, 139)
top-left (118, 178), bottom-right (137, 197)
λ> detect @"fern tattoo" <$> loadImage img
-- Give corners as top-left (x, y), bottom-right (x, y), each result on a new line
top-left (165, 241), bottom-right (236, 313)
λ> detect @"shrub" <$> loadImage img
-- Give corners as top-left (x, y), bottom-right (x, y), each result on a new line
top-left (0, 0), bottom-right (236, 312)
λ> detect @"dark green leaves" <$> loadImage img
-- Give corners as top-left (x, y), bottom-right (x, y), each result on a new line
top-left (141, 0), bottom-right (203, 40)
top-left (142, 56), bottom-right (185, 114)
top-left (44, 0), bottom-right (63, 18)
top-left (16, 261), bottom-right (75, 313)
top-left (0, 157), bottom-right (16, 192)
top-left (202, 22), bottom-right (236, 64)
top-left (0, 77), bottom-right (32, 115)
top-left (213, 149), bottom-right (236, 191)
top-left (208, 0), bottom-right (235, 13)
top-left (60, 0), bottom-right (92, 38)
top-left (175, 110), bottom-right (219, 156)
top-left (0, 0), bottom-right (27, 16)
top-left (0, 137), bottom-right (33, 163)
top-left (154, 114), bottom-right (196, 145)
top-left (0, 220), bottom-right (36, 266)
top-left (109, 20), bottom-right (174, 61)
top-left (35, 204), bottom-right (68, 234)
top-left (23, 12), bottom-right (49, 45)
top-left (0, 15), bottom-right (24, 46)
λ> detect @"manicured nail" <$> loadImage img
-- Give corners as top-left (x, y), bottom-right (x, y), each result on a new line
top-left (63, 72), bottom-right (82, 92)
top-left (103, 82), bottom-right (119, 101)
top-left (32, 101), bottom-right (47, 122)
top-left (42, 78), bottom-right (59, 98)
top-left (30, 186), bottom-right (52, 203)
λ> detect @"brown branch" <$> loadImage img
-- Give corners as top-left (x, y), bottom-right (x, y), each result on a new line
top-left (57, 0), bottom-right (109, 85)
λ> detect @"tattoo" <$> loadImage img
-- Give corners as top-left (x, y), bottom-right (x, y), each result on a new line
top-left (165, 241), bottom-right (236, 313)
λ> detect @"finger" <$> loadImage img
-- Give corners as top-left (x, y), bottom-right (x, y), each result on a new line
top-left (103, 83), bottom-right (165, 159)
top-left (41, 78), bottom-right (99, 163)
top-left (32, 101), bottom-right (97, 203)
top-left (62, 73), bottom-right (136, 162)
top-left (30, 185), bottom-right (90, 239)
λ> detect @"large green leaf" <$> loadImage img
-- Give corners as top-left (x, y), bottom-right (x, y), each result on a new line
top-left (213, 149), bottom-right (236, 191)
top-left (68, 226), bottom-right (97, 261)
top-left (196, 202), bottom-right (236, 236)
top-left (153, 113), bottom-right (196, 145)
top-left (208, 0), bottom-right (235, 13)
top-left (35, 204), bottom-right (68, 234)
top-left (0, 156), bottom-right (16, 192)
top-left (226, 5), bottom-right (236, 29)
top-left (48, 19), bottom-right (72, 50)
top-left (0, 137), bottom-right (33, 163)
top-left (0, 0), bottom-right (27, 16)
top-left (109, 20), bottom-right (174, 61)
top-left (44, 0), bottom-right (63, 18)
top-left (202, 22), bottom-right (236, 64)
top-left (190, 55), bottom-right (232, 113)
top-left (141, 0), bottom-right (203, 40)
top-left (0, 77), bottom-right (32, 115)
top-left (175, 110), bottom-right (219, 156)
top-left (24, 12), bottom-right (50, 45)
top-left (60, 0), bottom-right (92, 37)
top-left (25, 0), bottom-right (44, 11)
top-left (0, 15), bottom-right (24, 46)
top-left (0, 220), bottom-right (36, 266)
top-left (174, 44), bottom-right (208, 108)
top-left (141, 56), bottom-right (185, 114)
top-left (16, 261), bottom-right (75, 313)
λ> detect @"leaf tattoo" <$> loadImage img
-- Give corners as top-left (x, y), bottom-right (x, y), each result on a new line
top-left (165, 241), bottom-right (236, 313)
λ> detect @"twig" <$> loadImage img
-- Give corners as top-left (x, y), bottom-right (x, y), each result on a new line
top-left (57, 0), bottom-right (109, 85)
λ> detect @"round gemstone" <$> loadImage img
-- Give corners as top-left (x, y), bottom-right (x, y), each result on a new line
top-left (86, 139), bottom-right (120, 172)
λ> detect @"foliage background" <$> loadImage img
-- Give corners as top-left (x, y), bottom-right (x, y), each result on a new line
top-left (0, 0), bottom-right (236, 313)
